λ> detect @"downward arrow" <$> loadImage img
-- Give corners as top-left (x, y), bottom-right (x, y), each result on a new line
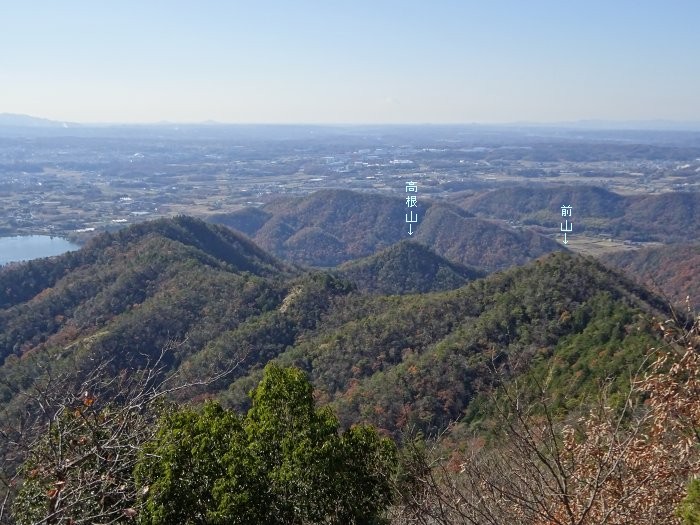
top-left (563, 232), bottom-right (568, 245)
top-left (408, 224), bottom-right (414, 236)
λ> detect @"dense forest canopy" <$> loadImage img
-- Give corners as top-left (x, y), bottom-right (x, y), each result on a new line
top-left (0, 215), bottom-right (698, 524)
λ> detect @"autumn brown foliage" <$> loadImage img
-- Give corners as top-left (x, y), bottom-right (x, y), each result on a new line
top-left (392, 316), bottom-right (700, 525)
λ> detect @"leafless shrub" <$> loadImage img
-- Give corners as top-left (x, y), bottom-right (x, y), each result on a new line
top-left (392, 316), bottom-right (700, 525)
top-left (0, 341), bottom-right (243, 524)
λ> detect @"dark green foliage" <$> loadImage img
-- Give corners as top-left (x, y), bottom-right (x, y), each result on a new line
top-left (135, 402), bottom-right (258, 524)
top-left (464, 292), bottom-right (658, 433)
top-left (679, 479), bottom-right (700, 525)
top-left (337, 241), bottom-right (485, 294)
top-left (0, 216), bottom-right (670, 448)
top-left (135, 365), bottom-right (396, 524)
top-left (225, 252), bottom-right (666, 437)
top-left (531, 293), bottom-right (655, 409)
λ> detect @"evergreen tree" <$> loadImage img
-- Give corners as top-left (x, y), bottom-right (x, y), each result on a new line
top-left (135, 364), bottom-right (396, 524)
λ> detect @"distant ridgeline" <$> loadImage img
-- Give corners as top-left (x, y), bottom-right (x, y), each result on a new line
top-left (0, 215), bottom-right (670, 440)
top-left (452, 184), bottom-right (700, 243)
top-left (208, 188), bottom-right (564, 272)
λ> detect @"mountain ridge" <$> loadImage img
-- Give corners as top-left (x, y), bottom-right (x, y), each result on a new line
top-left (0, 218), bottom-right (669, 442)
top-left (0, 113), bottom-right (76, 128)
top-left (453, 184), bottom-right (700, 243)
top-left (209, 189), bottom-right (565, 271)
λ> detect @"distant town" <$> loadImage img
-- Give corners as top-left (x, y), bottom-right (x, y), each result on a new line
top-left (1, 121), bottom-right (699, 243)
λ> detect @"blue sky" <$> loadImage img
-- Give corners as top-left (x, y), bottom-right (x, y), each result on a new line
top-left (2, 1), bottom-right (699, 124)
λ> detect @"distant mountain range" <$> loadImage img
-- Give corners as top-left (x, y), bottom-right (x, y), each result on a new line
top-left (3, 113), bottom-right (700, 131)
top-left (209, 189), bottom-right (565, 272)
top-left (0, 113), bottom-right (76, 128)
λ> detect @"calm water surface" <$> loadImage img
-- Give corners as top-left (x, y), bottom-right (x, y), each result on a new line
top-left (0, 235), bottom-right (80, 265)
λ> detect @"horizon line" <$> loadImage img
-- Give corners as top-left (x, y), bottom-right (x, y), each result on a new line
top-left (3, 113), bottom-right (700, 131)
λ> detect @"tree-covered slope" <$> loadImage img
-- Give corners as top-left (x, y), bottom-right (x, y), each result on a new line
top-left (621, 191), bottom-right (700, 241)
top-left (209, 207), bottom-right (273, 237)
top-left (212, 189), bottom-right (427, 266)
top-left (601, 243), bottom-right (700, 311)
top-left (0, 218), bottom-right (668, 445)
top-left (0, 215), bottom-right (289, 310)
top-left (208, 189), bottom-right (563, 271)
top-left (0, 217), bottom-right (304, 406)
top-left (414, 205), bottom-right (565, 271)
top-left (336, 240), bottom-right (485, 294)
top-left (453, 184), bottom-right (700, 242)
top-left (224, 252), bottom-right (667, 436)
top-left (454, 185), bottom-right (627, 221)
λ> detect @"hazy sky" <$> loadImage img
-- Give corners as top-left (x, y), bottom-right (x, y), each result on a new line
top-left (2, 1), bottom-right (699, 124)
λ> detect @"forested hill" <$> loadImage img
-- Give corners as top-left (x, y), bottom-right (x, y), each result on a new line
top-left (224, 251), bottom-right (667, 435)
top-left (0, 217), bottom-right (298, 394)
top-left (0, 217), bottom-right (668, 441)
top-left (336, 241), bottom-right (485, 294)
top-left (413, 204), bottom-right (563, 271)
top-left (602, 243), bottom-right (700, 310)
top-left (453, 184), bottom-right (700, 242)
top-left (209, 189), bottom-right (564, 271)
top-left (0, 215), bottom-right (291, 310)
top-left (454, 185), bottom-right (627, 220)
top-left (211, 189), bottom-right (414, 266)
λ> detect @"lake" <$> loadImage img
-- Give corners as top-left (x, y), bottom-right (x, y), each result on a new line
top-left (0, 235), bottom-right (81, 265)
